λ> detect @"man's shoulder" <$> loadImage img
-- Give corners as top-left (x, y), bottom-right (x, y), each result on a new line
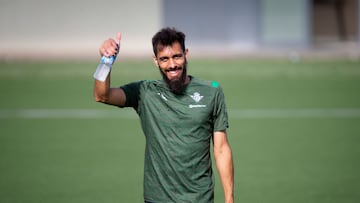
top-left (190, 76), bottom-right (221, 89)
top-left (122, 79), bottom-right (162, 88)
top-left (141, 79), bottom-right (166, 89)
top-left (143, 79), bottom-right (162, 85)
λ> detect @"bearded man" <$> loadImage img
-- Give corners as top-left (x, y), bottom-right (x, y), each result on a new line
top-left (93, 27), bottom-right (234, 203)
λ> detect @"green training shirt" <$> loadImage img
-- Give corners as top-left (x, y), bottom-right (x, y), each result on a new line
top-left (120, 76), bottom-right (229, 203)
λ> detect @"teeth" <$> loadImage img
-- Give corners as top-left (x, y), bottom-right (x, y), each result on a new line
top-left (166, 67), bottom-right (181, 72)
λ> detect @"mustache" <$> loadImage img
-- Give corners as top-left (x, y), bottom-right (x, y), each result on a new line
top-left (165, 67), bottom-right (182, 72)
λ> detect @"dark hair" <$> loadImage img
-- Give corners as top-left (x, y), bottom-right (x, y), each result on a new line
top-left (152, 27), bottom-right (186, 56)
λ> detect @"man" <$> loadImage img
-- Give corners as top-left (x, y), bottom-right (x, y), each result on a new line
top-left (94, 27), bottom-right (234, 203)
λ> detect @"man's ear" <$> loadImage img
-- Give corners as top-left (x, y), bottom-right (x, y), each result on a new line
top-left (185, 48), bottom-right (189, 61)
top-left (152, 55), bottom-right (158, 67)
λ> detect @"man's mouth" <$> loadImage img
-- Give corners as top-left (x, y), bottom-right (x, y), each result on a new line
top-left (165, 67), bottom-right (182, 78)
top-left (165, 67), bottom-right (182, 72)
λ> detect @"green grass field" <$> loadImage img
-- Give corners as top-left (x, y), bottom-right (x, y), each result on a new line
top-left (1, 58), bottom-right (360, 203)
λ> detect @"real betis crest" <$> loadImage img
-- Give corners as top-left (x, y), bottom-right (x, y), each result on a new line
top-left (190, 92), bottom-right (203, 103)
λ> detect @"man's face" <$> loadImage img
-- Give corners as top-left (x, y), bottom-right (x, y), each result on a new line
top-left (153, 42), bottom-right (189, 94)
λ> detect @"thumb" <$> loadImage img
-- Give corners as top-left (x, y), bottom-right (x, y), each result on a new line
top-left (115, 32), bottom-right (121, 45)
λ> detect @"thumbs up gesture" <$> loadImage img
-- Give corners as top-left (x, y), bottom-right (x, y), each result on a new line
top-left (99, 32), bottom-right (121, 57)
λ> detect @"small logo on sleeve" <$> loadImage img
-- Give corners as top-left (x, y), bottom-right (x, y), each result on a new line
top-left (157, 93), bottom-right (168, 101)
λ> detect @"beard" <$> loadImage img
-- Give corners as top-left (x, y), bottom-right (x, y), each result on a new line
top-left (159, 61), bottom-right (188, 95)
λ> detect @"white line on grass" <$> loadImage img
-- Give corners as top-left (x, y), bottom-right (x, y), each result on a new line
top-left (229, 108), bottom-right (360, 118)
top-left (1, 108), bottom-right (360, 119)
top-left (0, 109), bottom-right (138, 119)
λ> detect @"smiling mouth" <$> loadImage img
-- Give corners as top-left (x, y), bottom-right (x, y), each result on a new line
top-left (165, 67), bottom-right (182, 78)
top-left (165, 67), bottom-right (182, 72)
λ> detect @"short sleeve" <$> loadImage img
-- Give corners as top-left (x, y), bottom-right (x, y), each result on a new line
top-left (120, 80), bottom-right (144, 108)
top-left (213, 85), bottom-right (229, 132)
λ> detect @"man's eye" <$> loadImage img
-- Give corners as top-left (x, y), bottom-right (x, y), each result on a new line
top-left (160, 58), bottom-right (168, 62)
top-left (176, 54), bottom-right (183, 58)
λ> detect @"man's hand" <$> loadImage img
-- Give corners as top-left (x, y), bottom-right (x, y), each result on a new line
top-left (94, 32), bottom-right (126, 107)
top-left (99, 32), bottom-right (121, 57)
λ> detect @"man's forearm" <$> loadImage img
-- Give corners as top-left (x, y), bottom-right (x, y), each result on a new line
top-left (94, 74), bottom-right (111, 103)
top-left (215, 144), bottom-right (234, 203)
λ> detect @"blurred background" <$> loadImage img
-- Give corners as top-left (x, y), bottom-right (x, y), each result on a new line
top-left (1, 1), bottom-right (360, 203)
top-left (0, 0), bottom-right (359, 60)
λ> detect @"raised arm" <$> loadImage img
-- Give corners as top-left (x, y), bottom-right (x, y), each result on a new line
top-left (93, 33), bottom-right (126, 107)
top-left (213, 130), bottom-right (234, 203)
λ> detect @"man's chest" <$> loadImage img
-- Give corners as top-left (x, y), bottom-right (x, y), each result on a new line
top-left (139, 87), bottom-right (214, 126)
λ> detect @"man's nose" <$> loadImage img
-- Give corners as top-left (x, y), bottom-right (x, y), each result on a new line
top-left (168, 58), bottom-right (176, 68)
